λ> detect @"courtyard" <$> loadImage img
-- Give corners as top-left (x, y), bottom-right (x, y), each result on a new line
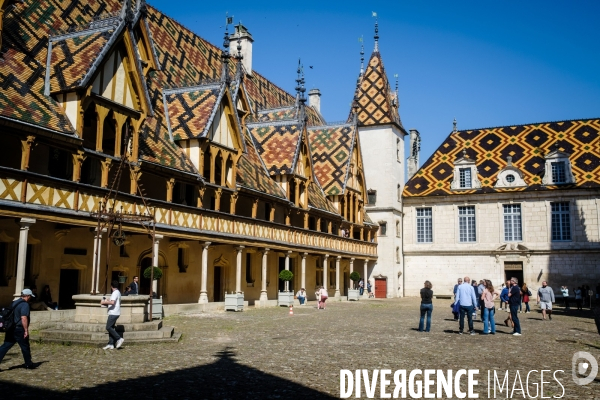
top-left (0, 297), bottom-right (599, 399)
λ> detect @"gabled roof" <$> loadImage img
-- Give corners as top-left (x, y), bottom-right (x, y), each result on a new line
top-left (308, 123), bottom-right (357, 196)
top-left (308, 181), bottom-right (338, 215)
top-left (353, 52), bottom-right (402, 128)
top-left (253, 104), bottom-right (325, 127)
top-left (403, 118), bottom-right (600, 198)
top-left (163, 82), bottom-right (223, 140)
top-left (236, 129), bottom-right (287, 199)
top-left (247, 120), bottom-right (302, 175)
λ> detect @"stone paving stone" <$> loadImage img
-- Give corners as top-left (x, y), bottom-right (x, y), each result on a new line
top-left (0, 298), bottom-right (598, 398)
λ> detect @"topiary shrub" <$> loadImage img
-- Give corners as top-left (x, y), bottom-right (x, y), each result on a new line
top-left (143, 266), bottom-right (163, 280)
top-left (350, 271), bottom-right (360, 282)
top-left (279, 269), bottom-right (293, 282)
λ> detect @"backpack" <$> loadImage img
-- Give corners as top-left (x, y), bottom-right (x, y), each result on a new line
top-left (0, 299), bottom-right (24, 332)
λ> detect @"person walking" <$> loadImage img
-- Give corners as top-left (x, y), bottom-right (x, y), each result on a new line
top-left (0, 289), bottom-right (36, 369)
top-left (455, 276), bottom-right (478, 335)
top-left (418, 281), bottom-right (433, 332)
top-left (501, 280), bottom-right (513, 327)
top-left (574, 286), bottom-right (583, 311)
top-left (521, 283), bottom-right (531, 313)
top-left (358, 279), bottom-right (364, 296)
top-left (481, 280), bottom-right (498, 335)
top-left (477, 280), bottom-right (486, 318)
top-left (367, 281), bottom-right (374, 298)
top-left (560, 286), bottom-right (570, 310)
top-left (317, 286), bottom-right (328, 310)
top-left (100, 280), bottom-right (124, 350)
top-left (508, 277), bottom-right (522, 336)
top-left (537, 281), bottom-right (555, 320)
top-left (471, 280), bottom-right (479, 320)
top-left (452, 278), bottom-right (463, 320)
top-left (499, 283), bottom-right (507, 311)
top-left (296, 288), bottom-right (307, 305)
top-left (128, 276), bottom-right (139, 295)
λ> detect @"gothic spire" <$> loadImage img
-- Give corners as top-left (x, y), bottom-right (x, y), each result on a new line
top-left (359, 36), bottom-right (365, 76)
top-left (221, 14), bottom-right (232, 84)
top-left (373, 12), bottom-right (379, 52)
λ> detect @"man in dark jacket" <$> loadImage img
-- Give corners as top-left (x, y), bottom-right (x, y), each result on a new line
top-left (128, 276), bottom-right (139, 295)
top-left (0, 289), bottom-right (35, 369)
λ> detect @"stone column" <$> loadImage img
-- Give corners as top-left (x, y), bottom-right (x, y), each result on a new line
top-left (349, 257), bottom-right (355, 290)
top-left (152, 234), bottom-right (163, 295)
top-left (335, 256), bottom-right (341, 298)
top-left (14, 218), bottom-right (35, 297)
top-left (301, 253), bottom-right (307, 290)
top-left (91, 227), bottom-right (107, 294)
top-left (235, 246), bottom-right (244, 293)
top-left (198, 242), bottom-right (211, 303)
top-left (260, 248), bottom-right (269, 302)
top-left (323, 254), bottom-right (329, 291)
top-left (363, 259), bottom-right (369, 298)
top-left (284, 250), bottom-right (291, 292)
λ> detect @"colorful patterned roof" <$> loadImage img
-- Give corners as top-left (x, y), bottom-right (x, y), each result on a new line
top-left (404, 118), bottom-right (600, 197)
top-left (247, 121), bottom-right (302, 175)
top-left (163, 83), bottom-right (222, 140)
top-left (256, 106), bottom-right (297, 123)
top-left (243, 71), bottom-right (296, 112)
top-left (308, 181), bottom-right (338, 214)
top-left (308, 123), bottom-right (356, 196)
top-left (354, 52), bottom-right (402, 128)
top-left (236, 129), bottom-right (287, 199)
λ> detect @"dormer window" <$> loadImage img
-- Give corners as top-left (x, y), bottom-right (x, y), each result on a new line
top-left (495, 156), bottom-right (527, 189)
top-left (367, 190), bottom-right (377, 205)
top-left (451, 150), bottom-right (481, 191)
top-left (551, 162), bottom-right (566, 183)
top-left (542, 144), bottom-right (575, 185)
top-left (459, 168), bottom-right (472, 188)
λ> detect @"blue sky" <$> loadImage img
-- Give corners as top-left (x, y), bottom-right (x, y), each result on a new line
top-left (150, 0), bottom-right (600, 166)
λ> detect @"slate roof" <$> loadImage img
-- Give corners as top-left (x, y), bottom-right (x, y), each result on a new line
top-left (308, 123), bottom-right (356, 196)
top-left (353, 51), bottom-right (402, 128)
top-left (247, 121), bottom-right (302, 175)
top-left (403, 118), bottom-right (600, 197)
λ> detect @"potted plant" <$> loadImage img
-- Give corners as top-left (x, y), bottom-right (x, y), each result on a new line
top-left (348, 272), bottom-right (361, 301)
top-left (278, 270), bottom-right (294, 306)
top-left (117, 273), bottom-right (128, 284)
top-left (143, 266), bottom-right (163, 318)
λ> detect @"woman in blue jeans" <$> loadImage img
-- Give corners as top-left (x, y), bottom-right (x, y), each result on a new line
top-left (419, 281), bottom-right (433, 332)
top-left (481, 280), bottom-right (498, 334)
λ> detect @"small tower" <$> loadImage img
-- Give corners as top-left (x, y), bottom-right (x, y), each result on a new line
top-left (407, 129), bottom-right (421, 179)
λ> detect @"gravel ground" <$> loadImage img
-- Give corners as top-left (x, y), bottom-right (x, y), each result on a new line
top-left (0, 298), bottom-right (599, 399)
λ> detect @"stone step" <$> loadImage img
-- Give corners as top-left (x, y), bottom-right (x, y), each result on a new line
top-left (48, 320), bottom-right (163, 333)
top-left (40, 326), bottom-right (174, 341)
top-left (36, 332), bottom-right (182, 346)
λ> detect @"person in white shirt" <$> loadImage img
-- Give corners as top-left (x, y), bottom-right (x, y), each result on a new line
top-left (100, 280), bottom-right (124, 350)
top-left (296, 288), bottom-right (307, 305)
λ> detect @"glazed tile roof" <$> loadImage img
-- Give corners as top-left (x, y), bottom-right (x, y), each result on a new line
top-left (353, 52), bottom-right (402, 128)
top-left (308, 181), bottom-right (338, 214)
top-left (47, 30), bottom-right (115, 93)
top-left (253, 104), bottom-right (324, 127)
top-left (403, 118), bottom-right (600, 197)
top-left (236, 129), bottom-right (287, 199)
top-left (247, 121), bottom-right (302, 175)
top-left (163, 83), bottom-right (222, 140)
top-left (308, 123), bottom-right (356, 196)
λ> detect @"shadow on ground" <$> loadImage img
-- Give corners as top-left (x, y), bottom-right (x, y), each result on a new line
top-left (0, 347), bottom-right (335, 399)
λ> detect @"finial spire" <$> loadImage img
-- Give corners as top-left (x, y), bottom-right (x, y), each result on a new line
top-left (359, 36), bottom-right (365, 76)
top-left (393, 73), bottom-right (399, 108)
top-left (453, 118), bottom-right (457, 133)
top-left (221, 13), bottom-right (233, 83)
top-left (372, 11), bottom-right (379, 52)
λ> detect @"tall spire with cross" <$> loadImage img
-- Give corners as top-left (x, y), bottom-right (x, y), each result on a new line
top-left (359, 36), bottom-right (365, 76)
top-left (373, 11), bottom-right (379, 52)
top-left (221, 13), bottom-right (232, 84)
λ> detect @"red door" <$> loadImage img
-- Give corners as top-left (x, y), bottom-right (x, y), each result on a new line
top-left (375, 278), bottom-right (387, 298)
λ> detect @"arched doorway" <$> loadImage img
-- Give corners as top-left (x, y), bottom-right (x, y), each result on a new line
top-left (213, 254), bottom-right (229, 302)
top-left (136, 249), bottom-right (168, 296)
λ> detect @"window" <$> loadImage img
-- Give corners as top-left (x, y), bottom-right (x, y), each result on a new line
top-left (551, 202), bottom-right (571, 241)
top-left (397, 139), bottom-right (401, 161)
top-left (458, 206), bottom-right (476, 242)
top-left (397, 184), bottom-right (401, 202)
top-left (379, 222), bottom-right (387, 236)
top-left (396, 247), bottom-right (400, 263)
top-left (416, 208), bottom-right (433, 243)
top-left (395, 220), bottom-right (400, 238)
top-left (505, 174), bottom-right (515, 183)
top-left (245, 254), bottom-right (253, 284)
top-left (459, 168), bottom-right (472, 188)
top-left (177, 247), bottom-right (188, 273)
top-left (551, 162), bottom-right (566, 184)
top-left (503, 204), bottom-right (522, 242)
top-left (367, 190), bottom-right (377, 205)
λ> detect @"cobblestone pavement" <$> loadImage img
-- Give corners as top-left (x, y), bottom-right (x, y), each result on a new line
top-left (0, 298), bottom-right (599, 399)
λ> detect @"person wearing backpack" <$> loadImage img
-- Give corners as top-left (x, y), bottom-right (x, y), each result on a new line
top-left (0, 289), bottom-right (36, 369)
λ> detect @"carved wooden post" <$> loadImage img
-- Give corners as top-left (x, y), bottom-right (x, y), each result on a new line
top-left (95, 105), bottom-right (110, 152)
top-left (269, 203), bottom-right (276, 222)
top-left (214, 188), bottom-right (222, 211)
top-left (166, 178), bottom-right (175, 202)
top-left (71, 150), bottom-right (86, 182)
top-left (251, 198), bottom-right (259, 219)
top-left (20, 135), bottom-right (35, 170)
top-left (129, 165), bottom-right (142, 195)
top-left (100, 158), bottom-right (112, 188)
top-left (230, 192), bottom-right (238, 215)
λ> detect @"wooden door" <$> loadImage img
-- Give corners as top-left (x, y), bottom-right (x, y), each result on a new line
top-left (59, 269), bottom-right (79, 309)
top-left (374, 278), bottom-right (387, 298)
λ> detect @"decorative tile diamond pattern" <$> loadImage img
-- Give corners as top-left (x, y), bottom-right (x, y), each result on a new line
top-left (308, 124), bottom-right (355, 196)
top-left (248, 122), bottom-right (301, 175)
top-left (404, 119), bottom-right (600, 197)
top-left (165, 85), bottom-right (221, 140)
top-left (308, 181), bottom-right (337, 214)
top-left (353, 52), bottom-right (401, 127)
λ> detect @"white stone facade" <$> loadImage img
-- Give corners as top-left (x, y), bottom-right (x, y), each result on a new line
top-left (402, 190), bottom-right (600, 297)
top-left (360, 124), bottom-right (405, 297)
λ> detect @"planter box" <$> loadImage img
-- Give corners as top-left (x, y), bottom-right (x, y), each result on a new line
top-left (224, 293), bottom-right (244, 311)
top-left (348, 289), bottom-right (361, 301)
top-left (149, 297), bottom-right (163, 319)
top-left (278, 291), bottom-right (294, 306)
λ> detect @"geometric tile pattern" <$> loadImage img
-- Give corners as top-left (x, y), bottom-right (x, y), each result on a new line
top-left (308, 181), bottom-right (338, 214)
top-left (164, 85), bottom-right (221, 140)
top-left (308, 124), bottom-right (355, 196)
top-left (354, 52), bottom-right (402, 128)
top-left (247, 122), bottom-right (301, 175)
top-left (49, 31), bottom-right (113, 92)
top-left (243, 70), bottom-right (296, 112)
top-left (403, 118), bottom-right (600, 197)
top-left (236, 129), bottom-right (287, 198)
top-left (254, 104), bottom-right (324, 127)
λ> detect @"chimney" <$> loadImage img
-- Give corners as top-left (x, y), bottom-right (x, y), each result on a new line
top-left (308, 88), bottom-right (321, 113)
top-left (230, 23), bottom-right (253, 75)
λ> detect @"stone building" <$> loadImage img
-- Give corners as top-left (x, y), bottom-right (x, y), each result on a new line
top-left (402, 119), bottom-right (600, 296)
top-left (0, 0), bottom-right (384, 306)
